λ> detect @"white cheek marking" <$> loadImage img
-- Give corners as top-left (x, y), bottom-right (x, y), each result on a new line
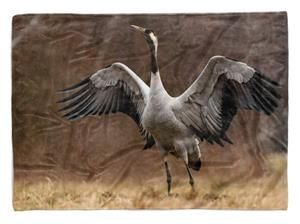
top-left (149, 33), bottom-right (158, 46)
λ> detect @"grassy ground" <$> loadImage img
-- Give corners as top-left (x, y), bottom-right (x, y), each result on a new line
top-left (13, 153), bottom-right (287, 210)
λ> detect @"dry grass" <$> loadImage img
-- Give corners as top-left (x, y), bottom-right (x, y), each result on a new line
top-left (13, 153), bottom-right (287, 210)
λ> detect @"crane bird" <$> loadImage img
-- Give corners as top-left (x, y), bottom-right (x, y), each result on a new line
top-left (57, 25), bottom-right (281, 195)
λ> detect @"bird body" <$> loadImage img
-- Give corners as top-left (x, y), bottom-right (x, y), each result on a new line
top-left (58, 25), bottom-right (280, 195)
top-left (143, 75), bottom-right (176, 141)
top-left (142, 73), bottom-right (200, 165)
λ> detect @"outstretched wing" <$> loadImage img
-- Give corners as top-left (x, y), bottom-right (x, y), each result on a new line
top-left (173, 56), bottom-right (281, 146)
top-left (57, 62), bottom-right (155, 149)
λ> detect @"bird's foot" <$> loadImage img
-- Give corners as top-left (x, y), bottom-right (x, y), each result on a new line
top-left (167, 184), bottom-right (171, 196)
top-left (189, 180), bottom-right (195, 191)
top-left (167, 177), bottom-right (172, 196)
top-left (166, 192), bottom-right (179, 198)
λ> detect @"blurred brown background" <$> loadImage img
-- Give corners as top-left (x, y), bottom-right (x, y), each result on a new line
top-left (12, 13), bottom-right (288, 188)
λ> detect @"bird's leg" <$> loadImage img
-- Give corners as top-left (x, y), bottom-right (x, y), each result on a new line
top-left (185, 162), bottom-right (195, 191)
top-left (179, 149), bottom-right (195, 191)
top-left (163, 156), bottom-right (172, 195)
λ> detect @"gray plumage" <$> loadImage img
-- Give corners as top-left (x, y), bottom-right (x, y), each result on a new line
top-left (58, 62), bottom-right (155, 149)
top-left (58, 25), bottom-right (280, 194)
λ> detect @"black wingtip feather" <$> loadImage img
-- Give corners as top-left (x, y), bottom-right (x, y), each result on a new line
top-left (66, 114), bottom-right (80, 121)
top-left (253, 94), bottom-right (273, 115)
top-left (254, 71), bottom-right (280, 86)
top-left (250, 72), bottom-right (281, 115)
top-left (253, 74), bottom-right (281, 100)
top-left (252, 83), bottom-right (277, 110)
top-left (57, 82), bottom-right (92, 104)
top-left (59, 88), bottom-right (95, 113)
top-left (143, 140), bottom-right (155, 150)
top-left (59, 77), bottom-right (90, 92)
top-left (62, 90), bottom-right (97, 117)
top-left (214, 138), bottom-right (225, 147)
top-left (222, 134), bottom-right (234, 144)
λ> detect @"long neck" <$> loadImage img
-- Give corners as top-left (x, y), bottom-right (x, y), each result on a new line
top-left (148, 40), bottom-right (163, 90)
top-left (149, 42), bottom-right (159, 74)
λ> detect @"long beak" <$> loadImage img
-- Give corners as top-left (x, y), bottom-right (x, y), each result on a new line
top-left (131, 25), bottom-right (146, 33)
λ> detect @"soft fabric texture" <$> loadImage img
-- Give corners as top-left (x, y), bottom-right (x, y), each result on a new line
top-left (12, 12), bottom-right (288, 210)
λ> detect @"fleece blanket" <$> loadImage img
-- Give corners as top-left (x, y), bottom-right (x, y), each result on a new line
top-left (12, 12), bottom-right (288, 210)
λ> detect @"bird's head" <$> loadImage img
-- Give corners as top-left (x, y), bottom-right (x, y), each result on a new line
top-left (131, 25), bottom-right (158, 50)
